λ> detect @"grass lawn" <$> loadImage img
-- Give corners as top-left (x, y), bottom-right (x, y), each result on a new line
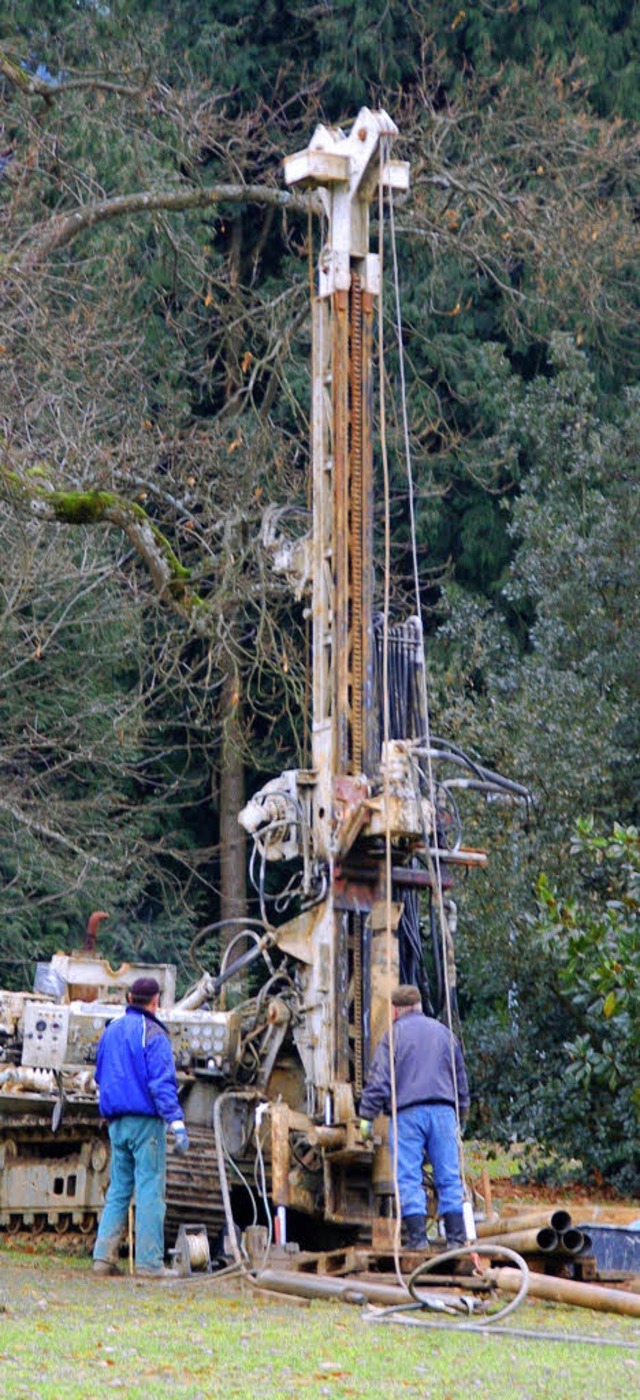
top-left (1, 1248), bottom-right (639, 1398)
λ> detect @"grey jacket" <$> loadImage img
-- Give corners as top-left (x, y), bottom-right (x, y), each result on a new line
top-left (359, 1009), bottom-right (470, 1120)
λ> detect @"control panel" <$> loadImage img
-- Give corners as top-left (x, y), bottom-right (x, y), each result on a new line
top-left (166, 1008), bottom-right (241, 1075)
top-left (21, 1002), bottom-right (70, 1069)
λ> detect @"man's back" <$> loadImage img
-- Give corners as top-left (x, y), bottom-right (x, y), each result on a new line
top-left (360, 1009), bottom-right (469, 1119)
top-left (96, 1006), bottom-right (179, 1122)
top-left (393, 1011), bottom-right (469, 1112)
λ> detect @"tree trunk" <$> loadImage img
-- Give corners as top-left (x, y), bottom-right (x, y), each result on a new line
top-left (219, 664), bottom-right (247, 927)
top-left (218, 212), bottom-right (248, 935)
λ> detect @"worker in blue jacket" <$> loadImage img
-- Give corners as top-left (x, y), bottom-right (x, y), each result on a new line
top-left (92, 976), bottom-right (189, 1277)
top-left (359, 984), bottom-right (469, 1251)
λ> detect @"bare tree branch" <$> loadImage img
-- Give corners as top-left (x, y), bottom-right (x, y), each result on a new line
top-left (0, 49), bottom-right (142, 101)
top-left (9, 184), bottom-right (317, 272)
top-left (0, 795), bottom-right (112, 868)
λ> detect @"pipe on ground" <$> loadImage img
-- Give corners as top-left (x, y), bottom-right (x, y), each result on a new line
top-left (489, 1266), bottom-right (640, 1318)
top-left (255, 1269), bottom-right (414, 1308)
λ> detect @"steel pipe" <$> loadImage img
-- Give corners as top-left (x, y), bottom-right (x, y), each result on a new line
top-left (558, 1228), bottom-right (588, 1256)
top-left (478, 1227), bottom-right (558, 1255)
top-left (255, 1268), bottom-right (413, 1307)
top-left (489, 1266), bottom-right (640, 1318)
top-left (306, 1126), bottom-right (347, 1149)
top-left (475, 1208), bottom-right (572, 1238)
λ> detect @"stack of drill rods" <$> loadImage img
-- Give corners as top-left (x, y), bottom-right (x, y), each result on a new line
top-left (475, 1208), bottom-right (591, 1260)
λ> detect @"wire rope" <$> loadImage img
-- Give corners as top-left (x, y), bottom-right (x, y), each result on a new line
top-left (378, 135), bottom-right (407, 1294)
top-left (386, 162), bottom-right (470, 1211)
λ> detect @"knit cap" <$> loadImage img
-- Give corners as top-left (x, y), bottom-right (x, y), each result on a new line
top-left (129, 976), bottom-right (160, 1005)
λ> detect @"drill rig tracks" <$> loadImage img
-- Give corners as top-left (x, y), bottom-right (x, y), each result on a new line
top-left (165, 1123), bottom-right (268, 1247)
top-left (0, 1117), bottom-right (268, 1251)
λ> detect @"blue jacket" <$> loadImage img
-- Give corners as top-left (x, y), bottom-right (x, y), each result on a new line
top-left (95, 1006), bottom-right (183, 1124)
top-left (360, 1009), bottom-right (470, 1121)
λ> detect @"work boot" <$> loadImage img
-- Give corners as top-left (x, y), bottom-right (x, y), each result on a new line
top-left (92, 1260), bottom-right (122, 1277)
top-left (443, 1210), bottom-right (466, 1248)
top-left (442, 1210), bottom-right (477, 1276)
top-left (403, 1214), bottom-right (428, 1249)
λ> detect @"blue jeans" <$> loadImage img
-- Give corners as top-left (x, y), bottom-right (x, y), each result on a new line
top-left (93, 1114), bottom-right (167, 1271)
top-left (390, 1103), bottom-right (463, 1219)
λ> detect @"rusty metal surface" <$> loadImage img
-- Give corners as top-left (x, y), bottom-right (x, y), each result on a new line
top-left (475, 1208), bottom-right (571, 1237)
top-left (490, 1264), bottom-right (640, 1317)
top-left (333, 285), bottom-right (350, 775)
top-left (360, 289), bottom-right (376, 778)
top-left (0, 1115), bottom-right (108, 1233)
top-left (256, 1267), bottom-right (410, 1305)
top-left (478, 1227), bottom-right (559, 1254)
top-left (270, 1101), bottom-right (291, 1207)
top-left (350, 272), bottom-right (364, 776)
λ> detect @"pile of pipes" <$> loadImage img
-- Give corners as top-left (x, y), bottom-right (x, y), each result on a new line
top-left (475, 1207), bottom-right (592, 1273)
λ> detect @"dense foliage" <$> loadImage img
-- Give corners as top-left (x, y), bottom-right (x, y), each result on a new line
top-left (0, 1), bottom-right (638, 1180)
top-left (523, 822), bottom-right (639, 1192)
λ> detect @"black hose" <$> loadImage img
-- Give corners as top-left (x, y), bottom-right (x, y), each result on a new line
top-left (429, 892), bottom-right (444, 1017)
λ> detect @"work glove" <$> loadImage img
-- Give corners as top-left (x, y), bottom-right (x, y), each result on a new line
top-left (171, 1120), bottom-right (190, 1156)
top-left (359, 1118), bottom-right (373, 1142)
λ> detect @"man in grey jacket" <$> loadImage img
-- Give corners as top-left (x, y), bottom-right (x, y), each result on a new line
top-left (359, 984), bottom-right (469, 1250)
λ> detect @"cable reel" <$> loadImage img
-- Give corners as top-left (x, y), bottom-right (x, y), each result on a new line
top-left (170, 1222), bottom-right (212, 1276)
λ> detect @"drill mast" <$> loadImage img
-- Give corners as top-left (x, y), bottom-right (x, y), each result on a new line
top-left (245, 113), bottom-right (424, 1138)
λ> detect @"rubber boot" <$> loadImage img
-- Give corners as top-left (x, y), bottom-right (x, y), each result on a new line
top-left (443, 1210), bottom-right (466, 1247)
top-left (443, 1210), bottom-right (476, 1276)
top-left (403, 1214), bottom-right (428, 1249)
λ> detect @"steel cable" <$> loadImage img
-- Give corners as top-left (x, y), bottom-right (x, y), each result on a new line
top-left (386, 167), bottom-right (469, 1206)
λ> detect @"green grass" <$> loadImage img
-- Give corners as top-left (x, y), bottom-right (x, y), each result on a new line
top-left (1, 1250), bottom-right (638, 1398)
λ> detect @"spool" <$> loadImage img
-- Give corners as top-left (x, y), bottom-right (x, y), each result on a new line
top-left (171, 1223), bottom-right (212, 1276)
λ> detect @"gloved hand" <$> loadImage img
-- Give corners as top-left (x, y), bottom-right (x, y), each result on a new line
top-left (359, 1118), bottom-right (373, 1142)
top-left (171, 1120), bottom-right (190, 1156)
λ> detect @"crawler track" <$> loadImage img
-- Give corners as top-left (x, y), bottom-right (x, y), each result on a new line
top-left (165, 1123), bottom-right (267, 1246)
top-left (0, 1115), bottom-right (268, 1251)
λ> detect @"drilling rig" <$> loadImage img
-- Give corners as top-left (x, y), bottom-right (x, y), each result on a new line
top-left (0, 110), bottom-right (526, 1251)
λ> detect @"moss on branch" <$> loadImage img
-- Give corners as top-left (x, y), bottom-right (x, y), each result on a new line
top-left (50, 490), bottom-right (190, 574)
top-left (27, 485), bottom-right (202, 610)
top-left (49, 489), bottom-right (135, 525)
